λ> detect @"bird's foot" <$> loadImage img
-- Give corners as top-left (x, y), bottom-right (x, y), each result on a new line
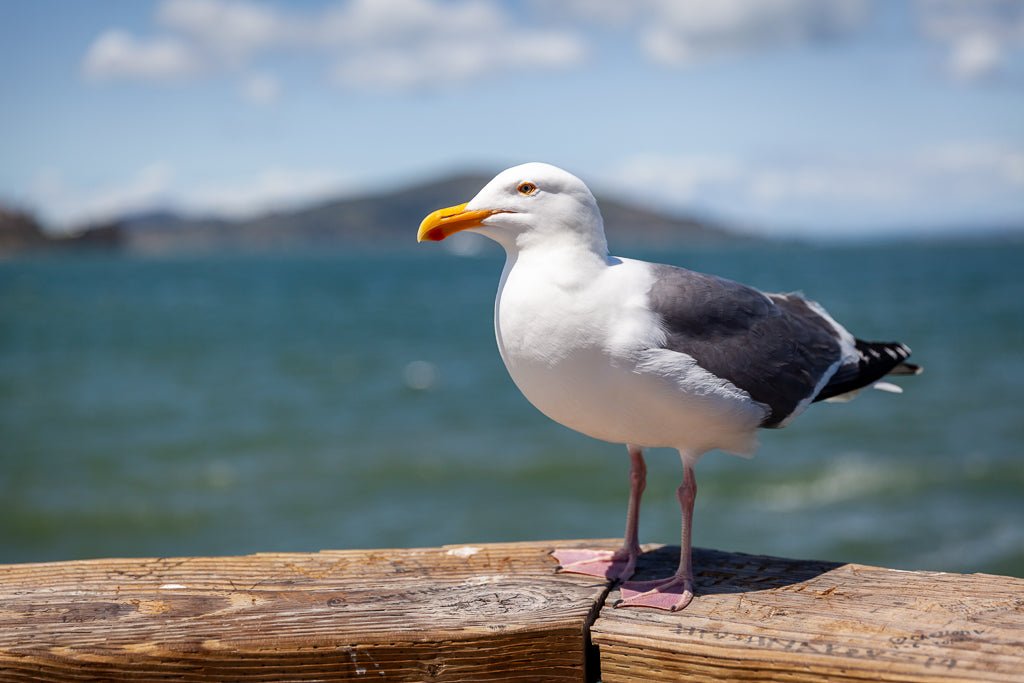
top-left (552, 547), bottom-right (638, 582)
top-left (616, 574), bottom-right (694, 611)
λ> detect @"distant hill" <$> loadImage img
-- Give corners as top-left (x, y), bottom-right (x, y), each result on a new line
top-left (115, 172), bottom-right (743, 252)
top-left (0, 207), bottom-right (49, 253)
top-left (0, 207), bottom-right (121, 255)
top-left (7, 172), bottom-right (745, 255)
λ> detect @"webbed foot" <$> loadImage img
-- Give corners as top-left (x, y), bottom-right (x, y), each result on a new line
top-left (552, 547), bottom-right (638, 581)
top-left (616, 574), bottom-right (694, 611)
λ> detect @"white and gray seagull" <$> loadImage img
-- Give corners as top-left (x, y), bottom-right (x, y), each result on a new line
top-left (417, 162), bottom-right (920, 611)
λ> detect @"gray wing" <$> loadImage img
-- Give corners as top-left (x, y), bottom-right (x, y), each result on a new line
top-left (646, 264), bottom-right (843, 428)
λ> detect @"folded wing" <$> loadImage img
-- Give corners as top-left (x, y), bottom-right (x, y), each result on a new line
top-left (645, 264), bottom-right (918, 428)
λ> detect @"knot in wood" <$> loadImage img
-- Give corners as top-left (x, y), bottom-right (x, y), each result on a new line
top-left (438, 586), bottom-right (547, 617)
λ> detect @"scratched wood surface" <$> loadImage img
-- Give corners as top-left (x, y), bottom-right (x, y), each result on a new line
top-left (0, 540), bottom-right (615, 682)
top-left (591, 545), bottom-right (1024, 683)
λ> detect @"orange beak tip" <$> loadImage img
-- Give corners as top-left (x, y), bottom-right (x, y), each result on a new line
top-left (417, 202), bottom-right (502, 243)
top-left (417, 227), bottom-right (443, 242)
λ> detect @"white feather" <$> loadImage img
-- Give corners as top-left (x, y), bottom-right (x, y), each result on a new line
top-left (872, 381), bottom-right (903, 394)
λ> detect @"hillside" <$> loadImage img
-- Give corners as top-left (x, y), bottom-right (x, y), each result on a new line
top-left (5, 172), bottom-right (744, 255)
top-left (0, 208), bottom-right (49, 253)
top-left (117, 172), bottom-right (741, 252)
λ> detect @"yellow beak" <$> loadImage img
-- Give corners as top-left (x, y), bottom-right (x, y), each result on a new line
top-left (417, 203), bottom-right (503, 242)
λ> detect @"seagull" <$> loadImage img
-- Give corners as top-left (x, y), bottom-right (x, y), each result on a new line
top-left (417, 162), bottom-right (920, 611)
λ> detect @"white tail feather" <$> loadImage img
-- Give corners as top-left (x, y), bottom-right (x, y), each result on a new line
top-left (872, 381), bottom-right (903, 394)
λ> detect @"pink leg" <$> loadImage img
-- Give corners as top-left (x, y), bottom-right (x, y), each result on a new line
top-left (553, 445), bottom-right (646, 582)
top-left (617, 454), bottom-right (697, 611)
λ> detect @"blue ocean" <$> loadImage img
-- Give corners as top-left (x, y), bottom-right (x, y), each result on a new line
top-left (1, 243), bottom-right (1022, 577)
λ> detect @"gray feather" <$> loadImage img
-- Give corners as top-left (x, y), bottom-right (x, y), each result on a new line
top-left (646, 264), bottom-right (842, 428)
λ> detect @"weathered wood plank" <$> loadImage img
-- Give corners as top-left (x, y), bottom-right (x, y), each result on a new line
top-left (0, 540), bottom-right (615, 682)
top-left (5, 541), bottom-right (1022, 681)
top-left (591, 545), bottom-right (1024, 683)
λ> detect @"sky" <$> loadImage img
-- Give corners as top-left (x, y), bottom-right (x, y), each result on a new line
top-left (1, 0), bottom-right (1023, 238)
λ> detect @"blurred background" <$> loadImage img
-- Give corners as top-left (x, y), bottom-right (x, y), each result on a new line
top-left (1, 1), bottom-right (1022, 577)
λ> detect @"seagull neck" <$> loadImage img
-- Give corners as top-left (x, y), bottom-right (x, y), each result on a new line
top-left (512, 226), bottom-right (608, 260)
top-left (507, 238), bottom-right (611, 277)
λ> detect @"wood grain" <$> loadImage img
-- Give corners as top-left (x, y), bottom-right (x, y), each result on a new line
top-left (0, 540), bottom-right (616, 682)
top-left (591, 545), bottom-right (1024, 683)
top-left (5, 541), bottom-right (1022, 682)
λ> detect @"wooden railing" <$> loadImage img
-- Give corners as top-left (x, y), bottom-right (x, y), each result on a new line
top-left (1, 540), bottom-right (1020, 681)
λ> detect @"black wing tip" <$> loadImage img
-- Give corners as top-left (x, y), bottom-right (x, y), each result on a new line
top-left (859, 340), bottom-right (911, 361)
top-left (813, 339), bottom-right (919, 403)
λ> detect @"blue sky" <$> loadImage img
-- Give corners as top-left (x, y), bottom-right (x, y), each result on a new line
top-left (1, 0), bottom-right (1023, 237)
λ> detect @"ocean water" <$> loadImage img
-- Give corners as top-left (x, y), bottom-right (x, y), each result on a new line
top-left (1, 243), bottom-right (1022, 578)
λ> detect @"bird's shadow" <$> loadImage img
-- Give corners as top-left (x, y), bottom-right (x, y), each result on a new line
top-left (628, 545), bottom-right (845, 597)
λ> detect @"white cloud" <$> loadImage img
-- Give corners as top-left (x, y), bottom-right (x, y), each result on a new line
top-left (81, 0), bottom-right (1024, 92)
top-left (82, 30), bottom-right (202, 81)
top-left (82, 0), bottom-right (291, 86)
top-left (559, 0), bottom-right (869, 66)
top-left (239, 72), bottom-right (280, 104)
top-left (178, 168), bottom-right (348, 218)
top-left (746, 165), bottom-right (911, 204)
top-left (948, 33), bottom-right (1002, 81)
top-left (916, 0), bottom-right (1024, 82)
top-left (325, 0), bottom-right (585, 89)
top-left (30, 164), bottom-right (174, 230)
top-left (610, 142), bottom-right (1024, 234)
top-left (157, 0), bottom-right (288, 62)
top-left (318, 0), bottom-right (508, 45)
top-left (617, 154), bottom-right (742, 201)
top-left (332, 34), bottom-right (585, 90)
top-left (917, 142), bottom-right (1024, 188)
top-left (26, 165), bottom-right (349, 229)
top-left (81, 0), bottom-right (586, 92)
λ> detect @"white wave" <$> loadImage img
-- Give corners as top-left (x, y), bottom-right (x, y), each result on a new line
top-left (759, 454), bottom-right (910, 512)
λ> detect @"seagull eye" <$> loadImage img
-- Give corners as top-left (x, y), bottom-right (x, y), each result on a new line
top-left (517, 182), bottom-right (537, 196)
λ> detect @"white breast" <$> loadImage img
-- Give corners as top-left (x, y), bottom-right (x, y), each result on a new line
top-left (493, 253), bottom-right (765, 456)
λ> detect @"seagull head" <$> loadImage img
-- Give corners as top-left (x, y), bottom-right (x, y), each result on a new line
top-left (417, 162), bottom-right (608, 254)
